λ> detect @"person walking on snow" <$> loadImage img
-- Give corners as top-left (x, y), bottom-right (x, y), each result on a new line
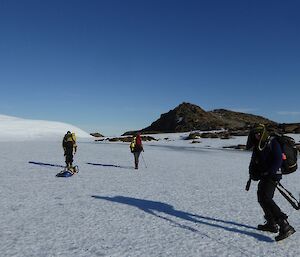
top-left (62, 131), bottom-right (77, 170)
top-left (130, 132), bottom-right (144, 169)
top-left (246, 124), bottom-right (295, 241)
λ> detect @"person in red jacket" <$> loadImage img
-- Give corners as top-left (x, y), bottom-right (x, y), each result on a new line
top-left (130, 132), bottom-right (144, 169)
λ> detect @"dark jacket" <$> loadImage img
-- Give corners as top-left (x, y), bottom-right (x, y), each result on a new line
top-left (249, 137), bottom-right (283, 181)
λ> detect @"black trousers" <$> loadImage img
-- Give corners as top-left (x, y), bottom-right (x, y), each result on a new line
top-left (257, 179), bottom-right (287, 223)
top-left (64, 142), bottom-right (74, 166)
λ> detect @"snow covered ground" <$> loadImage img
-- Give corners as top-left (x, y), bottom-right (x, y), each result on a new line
top-left (1, 134), bottom-right (300, 257)
top-left (0, 115), bottom-right (92, 141)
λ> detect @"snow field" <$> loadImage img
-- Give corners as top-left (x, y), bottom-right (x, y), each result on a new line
top-left (1, 139), bottom-right (300, 257)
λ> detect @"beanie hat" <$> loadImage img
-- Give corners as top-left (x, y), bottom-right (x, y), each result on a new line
top-left (252, 124), bottom-right (269, 150)
top-left (246, 124), bottom-right (269, 150)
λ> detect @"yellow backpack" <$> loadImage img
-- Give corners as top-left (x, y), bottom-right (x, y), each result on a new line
top-left (130, 137), bottom-right (136, 152)
top-left (63, 132), bottom-right (76, 147)
top-left (71, 133), bottom-right (76, 143)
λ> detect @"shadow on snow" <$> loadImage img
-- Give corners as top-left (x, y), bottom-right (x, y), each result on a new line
top-left (28, 161), bottom-right (65, 168)
top-left (91, 195), bottom-right (273, 243)
top-left (29, 161), bottom-right (133, 170)
top-left (86, 162), bottom-right (133, 169)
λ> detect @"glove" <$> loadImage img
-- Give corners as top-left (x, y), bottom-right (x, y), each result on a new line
top-left (249, 169), bottom-right (261, 181)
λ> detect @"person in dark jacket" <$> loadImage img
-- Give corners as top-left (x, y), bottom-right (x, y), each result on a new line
top-left (246, 124), bottom-right (295, 241)
top-left (130, 132), bottom-right (144, 169)
top-left (62, 131), bottom-right (77, 170)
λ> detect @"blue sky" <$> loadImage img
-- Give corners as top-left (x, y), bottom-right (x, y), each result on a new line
top-left (0, 0), bottom-right (299, 135)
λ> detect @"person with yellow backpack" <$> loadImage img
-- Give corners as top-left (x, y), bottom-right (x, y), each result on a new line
top-left (130, 132), bottom-right (144, 169)
top-left (62, 131), bottom-right (77, 171)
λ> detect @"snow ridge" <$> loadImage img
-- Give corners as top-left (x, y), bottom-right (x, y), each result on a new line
top-left (0, 114), bottom-right (92, 141)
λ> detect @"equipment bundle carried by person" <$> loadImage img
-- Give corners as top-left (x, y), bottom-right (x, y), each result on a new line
top-left (130, 132), bottom-right (144, 169)
top-left (245, 124), bottom-right (298, 241)
top-left (62, 131), bottom-right (77, 172)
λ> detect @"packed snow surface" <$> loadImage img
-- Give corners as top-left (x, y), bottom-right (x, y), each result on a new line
top-left (1, 133), bottom-right (300, 257)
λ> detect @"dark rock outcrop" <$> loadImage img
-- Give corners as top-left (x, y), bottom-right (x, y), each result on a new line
top-left (140, 102), bottom-right (224, 134)
top-left (123, 102), bottom-right (300, 135)
top-left (95, 135), bottom-right (158, 143)
top-left (90, 132), bottom-right (104, 137)
top-left (210, 109), bottom-right (277, 129)
top-left (279, 123), bottom-right (300, 134)
top-left (223, 144), bottom-right (247, 150)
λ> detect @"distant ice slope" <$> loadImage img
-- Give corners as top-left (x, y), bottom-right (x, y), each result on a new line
top-left (0, 114), bottom-right (92, 141)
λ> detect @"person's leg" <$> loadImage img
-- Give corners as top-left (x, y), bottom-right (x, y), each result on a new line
top-left (257, 179), bottom-right (279, 232)
top-left (66, 146), bottom-right (73, 168)
top-left (134, 152), bottom-right (140, 169)
top-left (258, 179), bottom-right (295, 240)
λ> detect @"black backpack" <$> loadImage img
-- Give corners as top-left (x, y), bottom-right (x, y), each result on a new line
top-left (272, 133), bottom-right (298, 174)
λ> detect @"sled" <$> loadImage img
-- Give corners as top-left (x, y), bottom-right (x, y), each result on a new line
top-left (56, 165), bottom-right (79, 177)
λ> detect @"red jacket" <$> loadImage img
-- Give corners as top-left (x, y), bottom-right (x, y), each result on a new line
top-left (134, 135), bottom-right (143, 152)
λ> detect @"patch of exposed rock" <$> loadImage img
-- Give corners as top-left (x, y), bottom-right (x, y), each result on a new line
top-left (95, 135), bottom-right (158, 143)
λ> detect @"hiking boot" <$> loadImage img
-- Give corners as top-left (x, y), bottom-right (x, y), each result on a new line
top-left (257, 221), bottom-right (278, 233)
top-left (275, 220), bottom-right (295, 241)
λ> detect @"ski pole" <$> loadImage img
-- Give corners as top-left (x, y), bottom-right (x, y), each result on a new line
top-left (276, 182), bottom-right (300, 210)
top-left (141, 153), bottom-right (147, 168)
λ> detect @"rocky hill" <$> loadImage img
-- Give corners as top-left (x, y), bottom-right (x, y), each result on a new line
top-left (141, 102), bottom-right (224, 133)
top-left (123, 102), bottom-right (300, 135)
top-left (209, 109), bottom-right (277, 129)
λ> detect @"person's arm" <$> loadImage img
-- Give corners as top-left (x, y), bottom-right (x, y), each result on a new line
top-left (73, 143), bottom-right (77, 154)
top-left (62, 136), bottom-right (66, 150)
